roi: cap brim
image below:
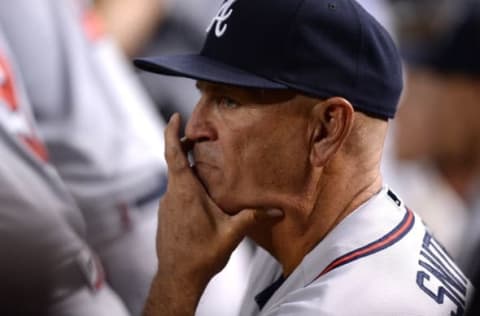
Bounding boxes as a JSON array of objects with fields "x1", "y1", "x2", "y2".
[{"x1": 134, "y1": 54, "x2": 288, "y2": 89}]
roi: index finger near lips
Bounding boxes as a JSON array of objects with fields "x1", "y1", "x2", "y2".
[{"x1": 164, "y1": 113, "x2": 191, "y2": 175}]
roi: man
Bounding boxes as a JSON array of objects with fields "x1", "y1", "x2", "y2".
[
  {"x1": 0, "y1": 1, "x2": 167, "y2": 314},
  {"x1": 135, "y1": 0, "x2": 474, "y2": 315},
  {"x1": 0, "y1": 25, "x2": 129, "y2": 316}
]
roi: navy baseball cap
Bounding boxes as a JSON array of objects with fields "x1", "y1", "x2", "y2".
[{"x1": 135, "y1": 0, "x2": 403, "y2": 119}]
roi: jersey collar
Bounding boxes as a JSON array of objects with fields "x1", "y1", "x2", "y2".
[{"x1": 260, "y1": 186, "x2": 413, "y2": 311}]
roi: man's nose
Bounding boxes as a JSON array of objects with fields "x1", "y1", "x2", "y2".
[{"x1": 184, "y1": 98, "x2": 217, "y2": 142}]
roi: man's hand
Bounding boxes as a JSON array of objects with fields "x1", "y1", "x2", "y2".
[{"x1": 143, "y1": 113, "x2": 283, "y2": 316}]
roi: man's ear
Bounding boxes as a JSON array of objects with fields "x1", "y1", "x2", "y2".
[{"x1": 310, "y1": 97, "x2": 354, "y2": 167}]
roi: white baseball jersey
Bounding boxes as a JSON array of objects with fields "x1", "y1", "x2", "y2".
[
  {"x1": 239, "y1": 187, "x2": 474, "y2": 316},
  {"x1": 0, "y1": 27, "x2": 129, "y2": 316},
  {"x1": 0, "y1": 1, "x2": 167, "y2": 314}
]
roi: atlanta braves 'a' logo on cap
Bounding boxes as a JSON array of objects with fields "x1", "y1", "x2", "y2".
[{"x1": 206, "y1": 0, "x2": 237, "y2": 38}]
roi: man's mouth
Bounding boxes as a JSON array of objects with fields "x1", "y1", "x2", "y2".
[{"x1": 180, "y1": 137, "x2": 195, "y2": 167}]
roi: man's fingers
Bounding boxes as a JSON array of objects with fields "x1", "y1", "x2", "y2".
[{"x1": 164, "y1": 113, "x2": 190, "y2": 173}]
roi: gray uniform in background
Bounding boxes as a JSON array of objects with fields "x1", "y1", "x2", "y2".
[
  {"x1": 0, "y1": 1, "x2": 167, "y2": 315},
  {"x1": 0, "y1": 28, "x2": 129, "y2": 316}
]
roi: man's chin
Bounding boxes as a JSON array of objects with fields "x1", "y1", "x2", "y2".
[
  {"x1": 192, "y1": 172, "x2": 235, "y2": 213},
  {"x1": 192, "y1": 170, "x2": 252, "y2": 215},
  {"x1": 206, "y1": 190, "x2": 245, "y2": 215},
  {"x1": 210, "y1": 194, "x2": 240, "y2": 215},
  {"x1": 222, "y1": 207, "x2": 243, "y2": 215}
]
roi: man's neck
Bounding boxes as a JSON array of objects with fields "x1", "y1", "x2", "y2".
[{"x1": 250, "y1": 169, "x2": 383, "y2": 277}]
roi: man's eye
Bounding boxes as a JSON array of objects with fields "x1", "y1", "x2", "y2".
[{"x1": 217, "y1": 97, "x2": 238, "y2": 109}]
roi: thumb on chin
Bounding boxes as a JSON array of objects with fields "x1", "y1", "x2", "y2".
[{"x1": 231, "y1": 208, "x2": 284, "y2": 232}]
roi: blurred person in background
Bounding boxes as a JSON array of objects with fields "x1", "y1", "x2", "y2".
[
  {"x1": 380, "y1": 0, "x2": 475, "y2": 263},
  {"x1": 0, "y1": 24, "x2": 129, "y2": 316},
  {"x1": 389, "y1": 0, "x2": 480, "y2": 276},
  {"x1": 93, "y1": 0, "x2": 170, "y2": 58},
  {"x1": 0, "y1": 0, "x2": 168, "y2": 314},
  {"x1": 134, "y1": 0, "x2": 222, "y2": 125}
]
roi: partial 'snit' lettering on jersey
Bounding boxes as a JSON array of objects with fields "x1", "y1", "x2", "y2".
[{"x1": 416, "y1": 232, "x2": 469, "y2": 315}]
